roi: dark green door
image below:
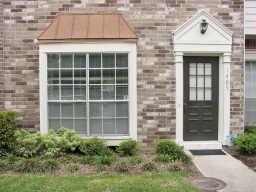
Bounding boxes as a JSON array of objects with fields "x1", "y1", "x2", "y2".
[{"x1": 183, "y1": 56, "x2": 219, "y2": 141}]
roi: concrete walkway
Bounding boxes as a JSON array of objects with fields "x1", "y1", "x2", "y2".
[{"x1": 192, "y1": 152, "x2": 256, "y2": 192}]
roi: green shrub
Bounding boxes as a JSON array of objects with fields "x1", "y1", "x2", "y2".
[
  {"x1": 127, "y1": 156, "x2": 143, "y2": 166},
  {"x1": 245, "y1": 126, "x2": 256, "y2": 135},
  {"x1": 17, "y1": 158, "x2": 60, "y2": 173},
  {"x1": 114, "y1": 160, "x2": 130, "y2": 173},
  {"x1": 0, "y1": 159, "x2": 10, "y2": 172},
  {"x1": 117, "y1": 140, "x2": 137, "y2": 156},
  {"x1": 0, "y1": 111, "x2": 17, "y2": 153},
  {"x1": 141, "y1": 161, "x2": 157, "y2": 171},
  {"x1": 156, "y1": 140, "x2": 191, "y2": 163},
  {"x1": 40, "y1": 131, "x2": 60, "y2": 157},
  {"x1": 93, "y1": 155, "x2": 114, "y2": 166},
  {"x1": 79, "y1": 138, "x2": 110, "y2": 156},
  {"x1": 166, "y1": 162, "x2": 184, "y2": 172},
  {"x1": 58, "y1": 128, "x2": 81, "y2": 153},
  {"x1": 14, "y1": 130, "x2": 42, "y2": 158},
  {"x1": 234, "y1": 133, "x2": 256, "y2": 154}
]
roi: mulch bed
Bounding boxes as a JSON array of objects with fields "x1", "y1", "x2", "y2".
[{"x1": 224, "y1": 146, "x2": 256, "y2": 172}]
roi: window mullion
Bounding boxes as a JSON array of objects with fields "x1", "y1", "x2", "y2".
[
  {"x1": 114, "y1": 53, "x2": 117, "y2": 135},
  {"x1": 101, "y1": 53, "x2": 104, "y2": 136},
  {"x1": 86, "y1": 53, "x2": 90, "y2": 136}
]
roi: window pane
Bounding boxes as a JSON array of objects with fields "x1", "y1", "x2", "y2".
[
  {"x1": 205, "y1": 76, "x2": 211, "y2": 88},
  {"x1": 48, "y1": 54, "x2": 59, "y2": 68},
  {"x1": 116, "y1": 53, "x2": 128, "y2": 67},
  {"x1": 116, "y1": 70, "x2": 128, "y2": 84},
  {"x1": 48, "y1": 85, "x2": 59, "y2": 100},
  {"x1": 74, "y1": 103, "x2": 86, "y2": 118},
  {"x1": 116, "y1": 119, "x2": 129, "y2": 135},
  {"x1": 74, "y1": 54, "x2": 86, "y2": 68},
  {"x1": 74, "y1": 70, "x2": 86, "y2": 84},
  {"x1": 116, "y1": 102, "x2": 128, "y2": 117},
  {"x1": 103, "y1": 85, "x2": 115, "y2": 100},
  {"x1": 189, "y1": 76, "x2": 196, "y2": 88},
  {"x1": 61, "y1": 70, "x2": 73, "y2": 84},
  {"x1": 197, "y1": 88, "x2": 204, "y2": 100},
  {"x1": 103, "y1": 119, "x2": 115, "y2": 135},
  {"x1": 89, "y1": 85, "x2": 101, "y2": 100},
  {"x1": 89, "y1": 103, "x2": 102, "y2": 117},
  {"x1": 48, "y1": 103, "x2": 60, "y2": 118},
  {"x1": 103, "y1": 53, "x2": 115, "y2": 68},
  {"x1": 74, "y1": 85, "x2": 86, "y2": 100},
  {"x1": 197, "y1": 76, "x2": 204, "y2": 88},
  {"x1": 90, "y1": 119, "x2": 102, "y2": 135},
  {"x1": 48, "y1": 70, "x2": 59, "y2": 84},
  {"x1": 61, "y1": 103, "x2": 73, "y2": 118},
  {"x1": 61, "y1": 85, "x2": 73, "y2": 100},
  {"x1": 189, "y1": 63, "x2": 196, "y2": 75},
  {"x1": 116, "y1": 85, "x2": 128, "y2": 100},
  {"x1": 61, "y1": 54, "x2": 72, "y2": 68},
  {"x1": 74, "y1": 119, "x2": 87, "y2": 135},
  {"x1": 103, "y1": 70, "x2": 115, "y2": 84},
  {"x1": 205, "y1": 88, "x2": 211, "y2": 101},
  {"x1": 205, "y1": 64, "x2": 212, "y2": 75},
  {"x1": 189, "y1": 88, "x2": 196, "y2": 101},
  {"x1": 89, "y1": 70, "x2": 101, "y2": 84},
  {"x1": 49, "y1": 119, "x2": 60, "y2": 130},
  {"x1": 197, "y1": 63, "x2": 204, "y2": 75},
  {"x1": 89, "y1": 53, "x2": 101, "y2": 68},
  {"x1": 61, "y1": 119, "x2": 73, "y2": 129},
  {"x1": 103, "y1": 102, "x2": 115, "y2": 117}
]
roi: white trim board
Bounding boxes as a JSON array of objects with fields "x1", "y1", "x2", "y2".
[
  {"x1": 173, "y1": 10, "x2": 232, "y2": 149},
  {"x1": 39, "y1": 43, "x2": 137, "y2": 142}
]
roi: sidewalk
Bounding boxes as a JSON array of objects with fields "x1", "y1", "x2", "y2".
[{"x1": 192, "y1": 152, "x2": 256, "y2": 192}]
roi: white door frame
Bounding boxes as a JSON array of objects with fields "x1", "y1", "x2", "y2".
[{"x1": 173, "y1": 10, "x2": 232, "y2": 149}]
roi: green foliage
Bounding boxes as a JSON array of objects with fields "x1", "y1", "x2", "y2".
[
  {"x1": 156, "y1": 140, "x2": 191, "y2": 163},
  {"x1": 141, "y1": 161, "x2": 157, "y2": 171},
  {"x1": 79, "y1": 138, "x2": 111, "y2": 156},
  {"x1": 166, "y1": 162, "x2": 184, "y2": 172},
  {"x1": 114, "y1": 160, "x2": 130, "y2": 173},
  {"x1": 40, "y1": 130, "x2": 61, "y2": 157},
  {"x1": 67, "y1": 163, "x2": 80, "y2": 173},
  {"x1": 0, "y1": 111, "x2": 17, "y2": 153},
  {"x1": 0, "y1": 159, "x2": 9, "y2": 172},
  {"x1": 16, "y1": 158, "x2": 60, "y2": 173},
  {"x1": 57, "y1": 128, "x2": 81, "y2": 153},
  {"x1": 93, "y1": 155, "x2": 114, "y2": 166},
  {"x1": 245, "y1": 126, "x2": 256, "y2": 134},
  {"x1": 117, "y1": 140, "x2": 138, "y2": 156},
  {"x1": 234, "y1": 133, "x2": 256, "y2": 154},
  {"x1": 127, "y1": 156, "x2": 143, "y2": 166}
]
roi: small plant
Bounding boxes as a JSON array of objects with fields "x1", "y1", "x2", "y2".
[
  {"x1": 156, "y1": 140, "x2": 191, "y2": 163},
  {"x1": 40, "y1": 131, "x2": 61, "y2": 157},
  {"x1": 0, "y1": 159, "x2": 9, "y2": 172},
  {"x1": 117, "y1": 140, "x2": 138, "y2": 156},
  {"x1": 114, "y1": 160, "x2": 130, "y2": 173},
  {"x1": 58, "y1": 128, "x2": 81, "y2": 153},
  {"x1": 79, "y1": 138, "x2": 110, "y2": 156},
  {"x1": 166, "y1": 162, "x2": 184, "y2": 172},
  {"x1": 0, "y1": 111, "x2": 17, "y2": 153},
  {"x1": 93, "y1": 155, "x2": 114, "y2": 166},
  {"x1": 127, "y1": 156, "x2": 143, "y2": 166},
  {"x1": 234, "y1": 133, "x2": 256, "y2": 154},
  {"x1": 141, "y1": 161, "x2": 157, "y2": 171},
  {"x1": 245, "y1": 126, "x2": 256, "y2": 135}
]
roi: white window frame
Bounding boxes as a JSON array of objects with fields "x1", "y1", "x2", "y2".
[{"x1": 39, "y1": 43, "x2": 137, "y2": 141}]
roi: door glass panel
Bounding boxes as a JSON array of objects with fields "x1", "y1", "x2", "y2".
[
  {"x1": 205, "y1": 88, "x2": 212, "y2": 101},
  {"x1": 189, "y1": 63, "x2": 196, "y2": 75},
  {"x1": 197, "y1": 88, "x2": 204, "y2": 100},
  {"x1": 205, "y1": 64, "x2": 212, "y2": 75},
  {"x1": 197, "y1": 76, "x2": 204, "y2": 87},
  {"x1": 197, "y1": 63, "x2": 204, "y2": 75},
  {"x1": 189, "y1": 88, "x2": 196, "y2": 101}
]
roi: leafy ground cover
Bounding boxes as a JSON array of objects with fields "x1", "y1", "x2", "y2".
[{"x1": 0, "y1": 172, "x2": 200, "y2": 192}]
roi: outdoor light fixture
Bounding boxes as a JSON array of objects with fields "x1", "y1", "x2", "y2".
[{"x1": 200, "y1": 19, "x2": 208, "y2": 34}]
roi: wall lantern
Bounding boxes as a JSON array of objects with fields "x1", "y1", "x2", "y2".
[{"x1": 200, "y1": 19, "x2": 208, "y2": 34}]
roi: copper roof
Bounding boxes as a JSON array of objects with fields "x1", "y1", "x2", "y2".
[{"x1": 38, "y1": 13, "x2": 137, "y2": 43}]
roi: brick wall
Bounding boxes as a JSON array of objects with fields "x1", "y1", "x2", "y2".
[{"x1": 1, "y1": 0, "x2": 244, "y2": 151}]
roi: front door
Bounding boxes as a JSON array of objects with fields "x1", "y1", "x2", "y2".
[{"x1": 183, "y1": 56, "x2": 219, "y2": 141}]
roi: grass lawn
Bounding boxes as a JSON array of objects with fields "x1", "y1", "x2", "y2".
[{"x1": 0, "y1": 172, "x2": 200, "y2": 192}]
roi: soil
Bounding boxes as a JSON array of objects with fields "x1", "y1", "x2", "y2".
[{"x1": 224, "y1": 146, "x2": 256, "y2": 172}]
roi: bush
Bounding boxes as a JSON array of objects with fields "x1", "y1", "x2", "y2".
[
  {"x1": 127, "y1": 156, "x2": 143, "y2": 166},
  {"x1": 166, "y1": 162, "x2": 184, "y2": 172},
  {"x1": 156, "y1": 140, "x2": 191, "y2": 163},
  {"x1": 58, "y1": 128, "x2": 81, "y2": 153},
  {"x1": 114, "y1": 160, "x2": 130, "y2": 173},
  {"x1": 17, "y1": 158, "x2": 60, "y2": 173},
  {"x1": 234, "y1": 133, "x2": 256, "y2": 154},
  {"x1": 245, "y1": 126, "x2": 256, "y2": 135},
  {"x1": 93, "y1": 155, "x2": 114, "y2": 166},
  {"x1": 117, "y1": 140, "x2": 138, "y2": 156},
  {"x1": 40, "y1": 131, "x2": 61, "y2": 157},
  {"x1": 79, "y1": 138, "x2": 111, "y2": 156},
  {"x1": 67, "y1": 163, "x2": 80, "y2": 173},
  {"x1": 141, "y1": 161, "x2": 157, "y2": 171},
  {"x1": 0, "y1": 159, "x2": 10, "y2": 172},
  {"x1": 0, "y1": 111, "x2": 17, "y2": 153}
]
